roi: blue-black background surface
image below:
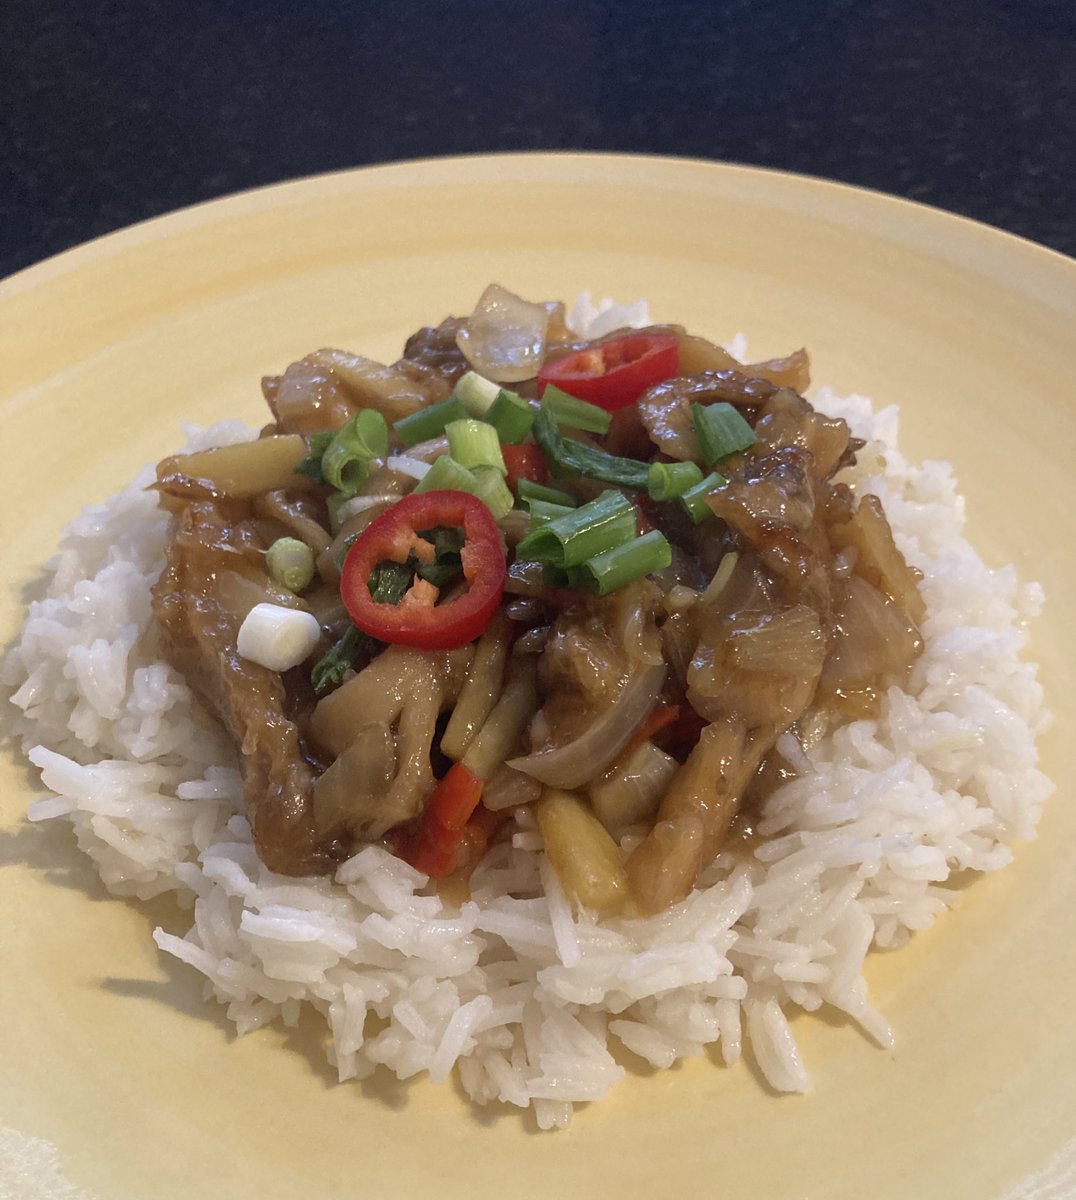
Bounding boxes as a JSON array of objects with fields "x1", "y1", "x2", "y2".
[{"x1": 2, "y1": 0, "x2": 1073, "y2": 278}]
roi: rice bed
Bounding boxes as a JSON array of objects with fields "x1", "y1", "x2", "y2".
[{"x1": 3, "y1": 377, "x2": 1052, "y2": 1130}]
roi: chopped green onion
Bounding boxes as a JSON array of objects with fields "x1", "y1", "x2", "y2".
[
  {"x1": 516, "y1": 489, "x2": 636, "y2": 568},
  {"x1": 266, "y1": 537, "x2": 315, "y2": 592},
  {"x1": 541, "y1": 563, "x2": 573, "y2": 589},
  {"x1": 471, "y1": 466, "x2": 515, "y2": 520},
  {"x1": 453, "y1": 371, "x2": 502, "y2": 417},
  {"x1": 312, "y1": 625, "x2": 371, "y2": 693},
  {"x1": 532, "y1": 410, "x2": 649, "y2": 491},
  {"x1": 526, "y1": 499, "x2": 578, "y2": 528},
  {"x1": 679, "y1": 470, "x2": 727, "y2": 523},
  {"x1": 412, "y1": 456, "x2": 510, "y2": 519},
  {"x1": 483, "y1": 389, "x2": 536, "y2": 444},
  {"x1": 415, "y1": 560, "x2": 461, "y2": 588},
  {"x1": 446, "y1": 418, "x2": 507, "y2": 475},
  {"x1": 326, "y1": 492, "x2": 350, "y2": 533},
  {"x1": 321, "y1": 409, "x2": 389, "y2": 496},
  {"x1": 367, "y1": 560, "x2": 414, "y2": 604},
  {"x1": 574, "y1": 530, "x2": 673, "y2": 596},
  {"x1": 691, "y1": 402, "x2": 756, "y2": 467},
  {"x1": 415, "y1": 547, "x2": 463, "y2": 588},
  {"x1": 647, "y1": 460, "x2": 705, "y2": 501},
  {"x1": 414, "y1": 454, "x2": 478, "y2": 494},
  {"x1": 312, "y1": 558, "x2": 423, "y2": 691},
  {"x1": 540, "y1": 385, "x2": 612, "y2": 435},
  {"x1": 517, "y1": 478, "x2": 576, "y2": 508},
  {"x1": 293, "y1": 430, "x2": 335, "y2": 484},
  {"x1": 421, "y1": 525, "x2": 466, "y2": 560},
  {"x1": 336, "y1": 531, "x2": 359, "y2": 570},
  {"x1": 413, "y1": 528, "x2": 463, "y2": 587},
  {"x1": 393, "y1": 396, "x2": 469, "y2": 448}
]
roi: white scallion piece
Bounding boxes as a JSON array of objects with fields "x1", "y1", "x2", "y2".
[
  {"x1": 236, "y1": 603, "x2": 321, "y2": 672},
  {"x1": 386, "y1": 454, "x2": 431, "y2": 480}
]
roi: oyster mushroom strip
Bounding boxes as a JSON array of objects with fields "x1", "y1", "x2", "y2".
[
  {"x1": 626, "y1": 718, "x2": 770, "y2": 915},
  {"x1": 262, "y1": 349, "x2": 452, "y2": 436},
  {"x1": 308, "y1": 643, "x2": 473, "y2": 840}
]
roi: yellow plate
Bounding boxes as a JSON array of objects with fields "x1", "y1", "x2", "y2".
[{"x1": 2, "y1": 154, "x2": 1073, "y2": 1200}]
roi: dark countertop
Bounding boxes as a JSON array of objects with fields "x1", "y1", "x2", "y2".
[{"x1": 2, "y1": 0, "x2": 1073, "y2": 279}]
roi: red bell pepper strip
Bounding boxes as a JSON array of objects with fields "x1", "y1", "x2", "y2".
[
  {"x1": 405, "y1": 763, "x2": 484, "y2": 878},
  {"x1": 501, "y1": 442, "x2": 548, "y2": 490},
  {"x1": 536, "y1": 332, "x2": 679, "y2": 412},
  {"x1": 448, "y1": 805, "x2": 514, "y2": 880},
  {"x1": 339, "y1": 490, "x2": 506, "y2": 650}
]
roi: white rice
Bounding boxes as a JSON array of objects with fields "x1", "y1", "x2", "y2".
[{"x1": 2, "y1": 304, "x2": 1053, "y2": 1129}]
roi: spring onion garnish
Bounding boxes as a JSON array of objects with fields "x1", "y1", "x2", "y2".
[
  {"x1": 321, "y1": 409, "x2": 390, "y2": 495},
  {"x1": 312, "y1": 625, "x2": 370, "y2": 692},
  {"x1": 445, "y1": 418, "x2": 507, "y2": 475},
  {"x1": 483, "y1": 388, "x2": 536, "y2": 444},
  {"x1": 414, "y1": 526, "x2": 465, "y2": 587},
  {"x1": 265, "y1": 537, "x2": 315, "y2": 592},
  {"x1": 414, "y1": 453, "x2": 478, "y2": 494},
  {"x1": 393, "y1": 395, "x2": 469, "y2": 448},
  {"x1": 453, "y1": 371, "x2": 502, "y2": 417},
  {"x1": 526, "y1": 499, "x2": 578, "y2": 528},
  {"x1": 470, "y1": 466, "x2": 515, "y2": 520},
  {"x1": 516, "y1": 489, "x2": 636, "y2": 568},
  {"x1": 367, "y1": 560, "x2": 415, "y2": 604},
  {"x1": 679, "y1": 470, "x2": 727, "y2": 523},
  {"x1": 532, "y1": 410, "x2": 649, "y2": 491},
  {"x1": 572, "y1": 530, "x2": 672, "y2": 596},
  {"x1": 310, "y1": 561, "x2": 416, "y2": 691},
  {"x1": 412, "y1": 454, "x2": 510, "y2": 519},
  {"x1": 293, "y1": 430, "x2": 335, "y2": 484},
  {"x1": 326, "y1": 491, "x2": 350, "y2": 533},
  {"x1": 540, "y1": 385, "x2": 612, "y2": 435},
  {"x1": 691, "y1": 402, "x2": 756, "y2": 467},
  {"x1": 647, "y1": 460, "x2": 705, "y2": 501},
  {"x1": 386, "y1": 454, "x2": 431, "y2": 481},
  {"x1": 236, "y1": 604, "x2": 322, "y2": 672},
  {"x1": 516, "y1": 478, "x2": 577, "y2": 508}
]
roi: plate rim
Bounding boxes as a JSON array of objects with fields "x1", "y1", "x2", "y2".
[{"x1": 3, "y1": 151, "x2": 1074, "y2": 298}]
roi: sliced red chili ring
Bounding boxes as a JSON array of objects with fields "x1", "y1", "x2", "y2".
[
  {"x1": 537, "y1": 332, "x2": 679, "y2": 412},
  {"x1": 339, "y1": 490, "x2": 506, "y2": 650}
]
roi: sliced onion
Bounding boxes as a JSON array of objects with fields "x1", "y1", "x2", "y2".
[
  {"x1": 821, "y1": 576, "x2": 923, "y2": 692},
  {"x1": 700, "y1": 551, "x2": 739, "y2": 606},
  {"x1": 482, "y1": 762, "x2": 542, "y2": 812},
  {"x1": 727, "y1": 605, "x2": 825, "y2": 674},
  {"x1": 508, "y1": 663, "x2": 666, "y2": 788},
  {"x1": 455, "y1": 283, "x2": 552, "y2": 383},
  {"x1": 331, "y1": 492, "x2": 400, "y2": 525}
]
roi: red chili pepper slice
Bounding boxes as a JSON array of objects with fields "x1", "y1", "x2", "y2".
[
  {"x1": 537, "y1": 332, "x2": 679, "y2": 413},
  {"x1": 501, "y1": 442, "x2": 548, "y2": 490},
  {"x1": 340, "y1": 490, "x2": 506, "y2": 650}
]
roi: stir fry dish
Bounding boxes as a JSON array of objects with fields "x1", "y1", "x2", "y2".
[{"x1": 151, "y1": 285, "x2": 925, "y2": 915}]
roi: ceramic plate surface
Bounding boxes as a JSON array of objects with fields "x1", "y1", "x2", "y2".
[{"x1": 1, "y1": 154, "x2": 1073, "y2": 1200}]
